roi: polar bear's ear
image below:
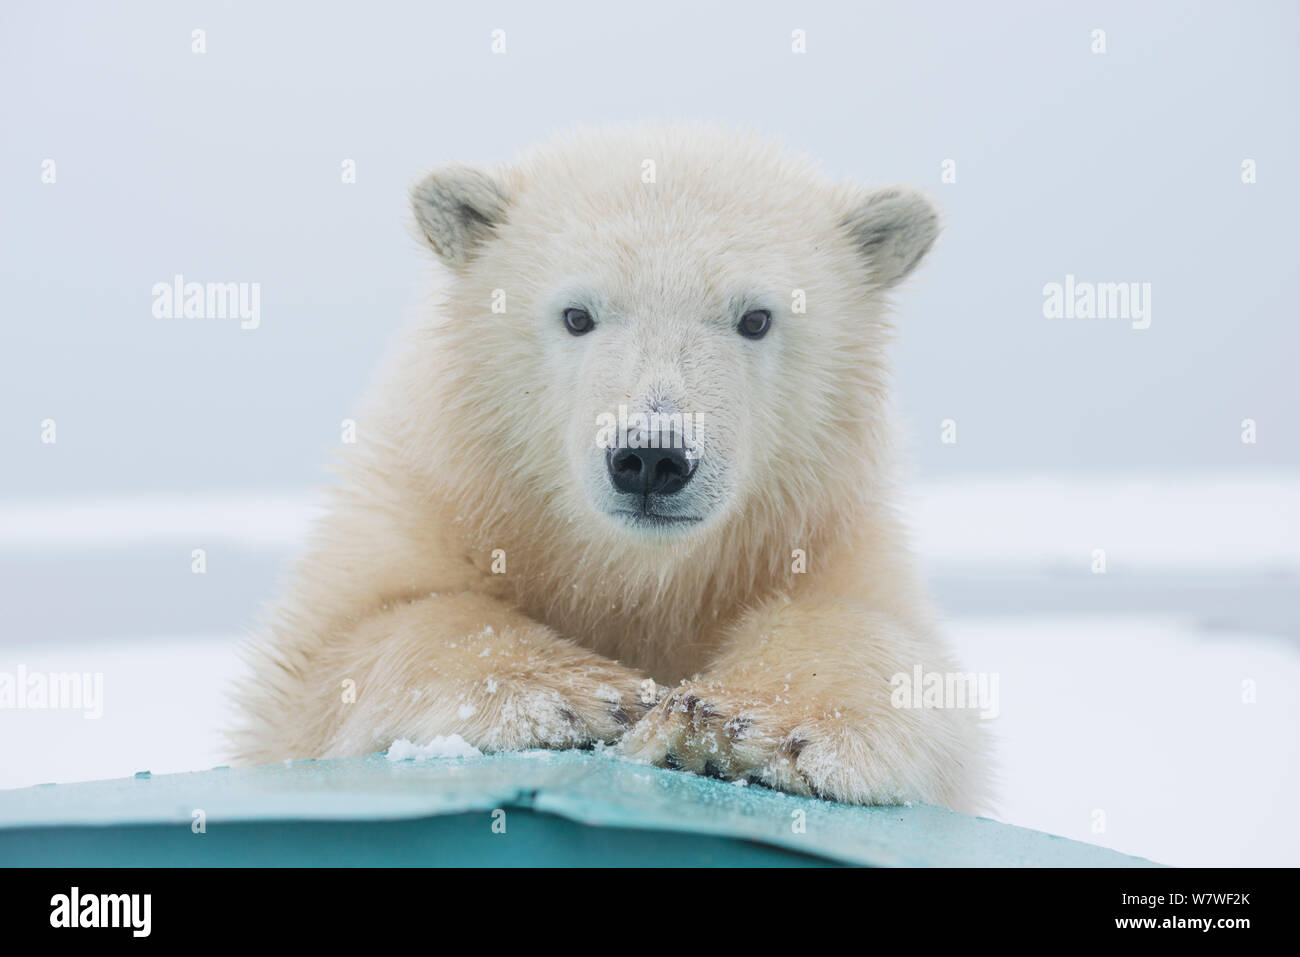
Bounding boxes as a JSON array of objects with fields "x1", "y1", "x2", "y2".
[
  {"x1": 842, "y1": 187, "x2": 940, "y2": 289},
  {"x1": 410, "y1": 164, "x2": 509, "y2": 269}
]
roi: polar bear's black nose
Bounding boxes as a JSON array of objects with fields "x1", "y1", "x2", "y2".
[{"x1": 606, "y1": 434, "x2": 696, "y2": 496}]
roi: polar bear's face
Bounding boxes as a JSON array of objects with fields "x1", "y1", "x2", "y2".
[
  {"x1": 412, "y1": 129, "x2": 937, "y2": 546},
  {"x1": 534, "y1": 243, "x2": 786, "y2": 539}
]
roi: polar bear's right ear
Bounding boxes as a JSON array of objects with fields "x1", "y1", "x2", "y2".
[
  {"x1": 410, "y1": 164, "x2": 510, "y2": 269},
  {"x1": 842, "y1": 187, "x2": 941, "y2": 289}
]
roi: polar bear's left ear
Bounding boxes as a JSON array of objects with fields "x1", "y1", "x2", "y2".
[
  {"x1": 842, "y1": 187, "x2": 941, "y2": 289},
  {"x1": 411, "y1": 164, "x2": 510, "y2": 269}
]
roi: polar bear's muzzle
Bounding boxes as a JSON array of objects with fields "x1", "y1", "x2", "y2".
[
  {"x1": 605, "y1": 434, "x2": 697, "y2": 497},
  {"x1": 602, "y1": 424, "x2": 705, "y2": 529}
]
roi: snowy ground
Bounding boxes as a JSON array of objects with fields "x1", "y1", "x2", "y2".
[{"x1": 2, "y1": 473, "x2": 1297, "y2": 866}]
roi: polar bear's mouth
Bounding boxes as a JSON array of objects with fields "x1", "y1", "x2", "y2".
[{"x1": 609, "y1": 509, "x2": 704, "y2": 530}]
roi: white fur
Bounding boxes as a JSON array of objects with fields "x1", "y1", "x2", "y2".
[{"x1": 231, "y1": 124, "x2": 988, "y2": 812}]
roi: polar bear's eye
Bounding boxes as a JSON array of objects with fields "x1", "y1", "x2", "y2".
[
  {"x1": 738, "y1": 309, "x2": 771, "y2": 340},
  {"x1": 563, "y1": 307, "x2": 594, "y2": 336}
]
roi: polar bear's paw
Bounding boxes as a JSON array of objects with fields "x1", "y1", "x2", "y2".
[
  {"x1": 618, "y1": 681, "x2": 876, "y2": 802},
  {"x1": 475, "y1": 661, "x2": 656, "y2": 752}
]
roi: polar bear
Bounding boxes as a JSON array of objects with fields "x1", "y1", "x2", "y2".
[{"x1": 232, "y1": 125, "x2": 988, "y2": 812}]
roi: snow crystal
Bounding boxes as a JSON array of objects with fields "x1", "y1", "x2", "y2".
[{"x1": 385, "y1": 735, "x2": 482, "y2": 761}]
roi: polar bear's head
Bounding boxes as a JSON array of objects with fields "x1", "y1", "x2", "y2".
[{"x1": 409, "y1": 127, "x2": 937, "y2": 552}]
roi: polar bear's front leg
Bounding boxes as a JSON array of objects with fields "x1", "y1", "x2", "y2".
[
  {"x1": 619, "y1": 601, "x2": 986, "y2": 812},
  {"x1": 315, "y1": 592, "x2": 655, "y2": 759}
]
